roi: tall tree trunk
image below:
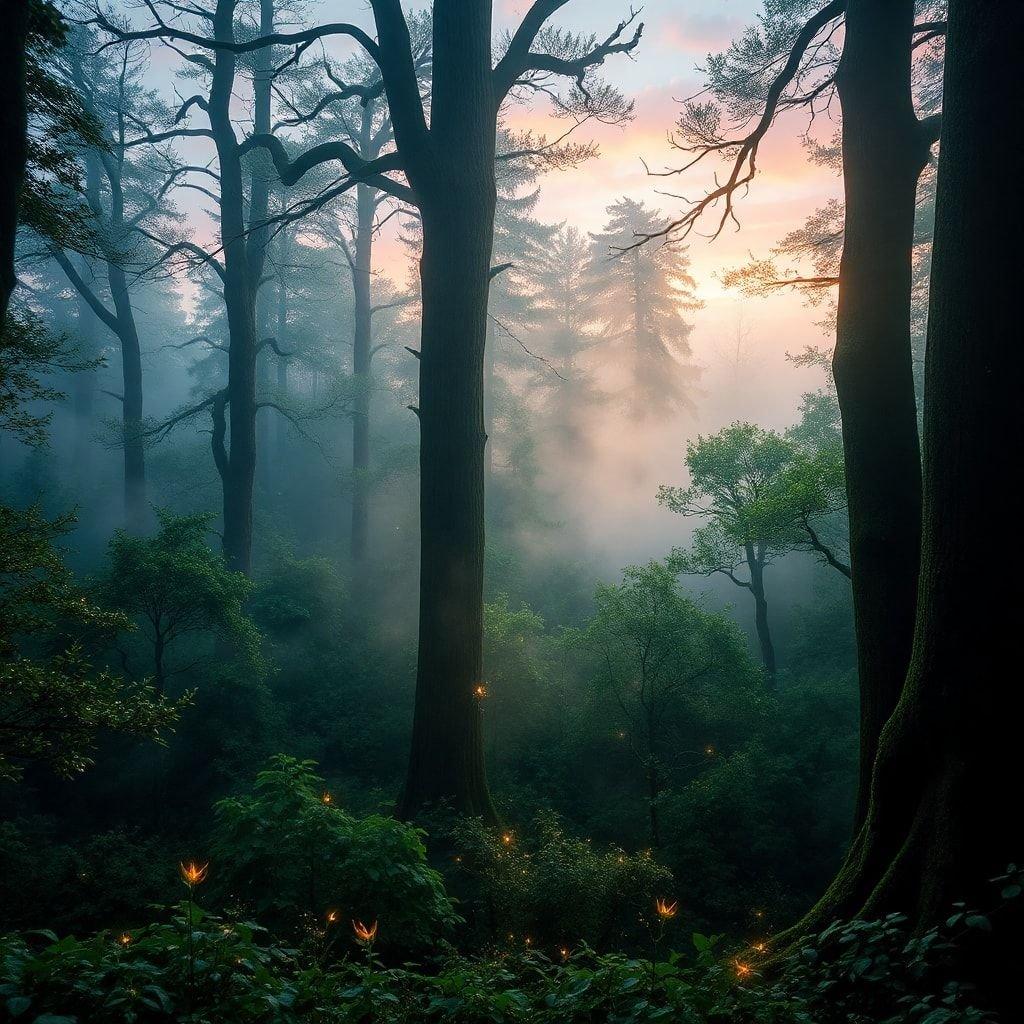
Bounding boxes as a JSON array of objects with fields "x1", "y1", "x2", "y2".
[
  {"x1": 832, "y1": 0, "x2": 933, "y2": 826},
  {"x1": 745, "y1": 541, "x2": 776, "y2": 686},
  {"x1": 349, "y1": 178, "x2": 374, "y2": 565},
  {"x1": 483, "y1": 311, "x2": 495, "y2": 485},
  {"x1": 793, "y1": 6, "x2": 1022, "y2": 1007},
  {"x1": 0, "y1": 0, "x2": 28, "y2": 325},
  {"x1": 69, "y1": 70, "x2": 149, "y2": 532},
  {"x1": 397, "y1": 2, "x2": 497, "y2": 821},
  {"x1": 211, "y1": 0, "x2": 273, "y2": 575},
  {"x1": 256, "y1": 282, "x2": 272, "y2": 488},
  {"x1": 274, "y1": 224, "x2": 290, "y2": 463},
  {"x1": 72, "y1": 259, "x2": 99, "y2": 483},
  {"x1": 108, "y1": 263, "x2": 147, "y2": 531}
]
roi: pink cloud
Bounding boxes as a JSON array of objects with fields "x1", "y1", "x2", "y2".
[{"x1": 656, "y1": 11, "x2": 746, "y2": 56}]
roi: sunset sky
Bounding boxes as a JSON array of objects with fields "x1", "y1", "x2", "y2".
[{"x1": 160, "y1": 0, "x2": 843, "y2": 569}]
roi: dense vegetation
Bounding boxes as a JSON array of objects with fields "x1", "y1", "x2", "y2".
[{"x1": 1, "y1": 0, "x2": 1019, "y2": 1020}]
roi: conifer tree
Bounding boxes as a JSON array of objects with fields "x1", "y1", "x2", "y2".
[{"x1": 587, "y1": 198, "x2": 700, "y2": 418}]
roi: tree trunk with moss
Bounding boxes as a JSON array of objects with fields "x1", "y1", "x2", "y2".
[
  {"x1": 396, "y1": 4, "x2": 497, "y2": 822},
  {"x1": 832, "y1": 0, "x2": 937, "y2": 827},
  {"x1": 0, "y1": 0, "x2": 28, "y2": 325},
  {"x1": 791, "y1": 3, "x2": 1022, "y2": 1008}
]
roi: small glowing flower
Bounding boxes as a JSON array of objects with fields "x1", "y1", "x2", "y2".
[
  {"x1": 322, "y1": 791, "x2": 333, "y2": 805},
  {"x1": 704, "y1": 744, "x2": 716, "y2": 756},
  {"x1": 655, "y1": 898, "x2": 678, "y2": 920},
  {"x1": 454, "y1": 855, "x2": 463, "y2": 863},
  {"x1": 524, "y1": 936, "x2": 532, "y2": 946},
  {"x1": 616, "y1": 730, "x2": 626, "y2": 740},
  {"x1": 752, "y1": 941, "x2": 767, "y2": 954},
  {"x1": 325, "y1": 910, "x2": 338, "y2": 925},
  {"x1": 734, "y1": 960, "x2": 753, "y2": 980},
  {"x1": 754, "y1": 909, "x2": 764, "y2": 920},
  {"x1": 118, "y1": 932, "x2": 132, "y2": 946},
  {"x1": 559, "y1": 947, "x2": 570, "y2": 960},
  {"x1": 179, "y1": 861, "x2": 209, "y2": 886},
  {"x1": 474, "y1": 684, "x2": 488, "y2": 698},
  {"x1": 502, "y1": 832, "x2": 514, "y2": 845},
  {"x1": 352, "y1": 919, "x2": 378, "y2": 943}
]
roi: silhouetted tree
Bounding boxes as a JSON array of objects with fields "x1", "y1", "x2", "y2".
[
  {"x1": 588, "y1": 198, "x2": 699, "y2": 418},
  {"x1": 651, "y1": 0, "x2": 943, "y2": 824},
  {"x1": 48, "y1": 33, "x2": 182, "y2": 530},
  {"x1": 790, "y1": 5, "x2": 1021, "y2": 1009},
  {"x1": 233, "y1": 0, "x2": 643, "y2": 818}
]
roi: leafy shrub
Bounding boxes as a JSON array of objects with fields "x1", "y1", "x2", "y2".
[
  {"x1": 448, "y1": 810, "x2": 672, "y2": 952},
  {"x1": 0, "y1": 822, "x2": 178, "y2": 933},
  {"x1": 775, "y1": 900, "x2": 1008, "y2": 1024},
  {"x1": 0, "y1": 910, "x2": 323, "y2": 1023},
  {"x1": 209, "y1": 755, "x2": 457, "y2": 951},
  {"x1": 2, "y1": 905, "x2": 1006, "y2": 1024},
  {"x1": 96, "y1": 511, "x2": 263, "y2": 690},
  {"x1": 0, "y1": 925, "x2": 802, "y2": 1024},
  {"x1": 250, "y1": 546, "x2": 347, "y2": 638}
]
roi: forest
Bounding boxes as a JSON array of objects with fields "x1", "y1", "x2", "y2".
[{"x1": 0, "y1": 0, "x2": 1019, "y2": 1021}]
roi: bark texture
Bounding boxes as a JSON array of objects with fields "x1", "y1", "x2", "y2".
[
  {"x1": 397, "y1": 2, "x2": 497, "y2": 821},
  {"x1": 745, "y1": 541, "x2": 776, "y2": 686},
  {"x1": 832, "y1": 0, "x2": 933, "y2": 826},
  {"x1": 349, "y1": 175, "x2": 375, "y2": 566},
  {"x1": 210, "y1": 0, "x2": 274, "y2": 574},
  {"x1": 0, "y1": 0, "x2": 29, "y2": 324},
  {"x1": 792, "y1": 4, "x2": 1023, "y2": 1007}
]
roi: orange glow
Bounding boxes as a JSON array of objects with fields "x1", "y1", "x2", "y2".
[
  {"x1": 559, "y1": 946, "x2": 570, "y2": 960},
  {"x1": 704, "y1": 744, "x2": 716, "y2": 756},
  {"x1": 474, "y1": 684, "x2": 488, "y2": 699},
  {"x1": 322, "y1": 792, "x2": 333, "y2": 805},
  {"x1": 502, "y1": 832, "x2": 514, "y2": 845},
  {"x1": 326, "y1": 910, "x2": 338, "y2": 924},
  {"x1": 179, "y1": 861, "x2": 209, "y2": 886},
  {"x1": 118, "y1": 932, "x2": 132, "y2": 946},
  {"x1": 734, "y1": 960, "x2": 753, "y2": 980},
  {"x1": 655, "y1": 898, "x2": 678, "y2": 920},
  {"x1": 352, "y1": 919, "x2": 378, "y2": 943},
  {"x1": 752, "y1": 941, "x2": 767, "y2": 954}
]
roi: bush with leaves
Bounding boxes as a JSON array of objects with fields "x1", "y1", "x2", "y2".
[
  {"x1": 0, "y1": 505, "x2": 181, "y2": 781},
  {"x1": 659, "y1": 678, "x2": 858, "y2": 936},
  {"x1": 250, "y1": 545, "x2": 348, "y2": 639},
  {"x1": 448, "y1": 810, "x2": 672, "y2": 953},
  {"x1": 3, "y1": 884, "x2": 1011, "y2": 1024},
  {"x1": 0, "y1": 910, "x2": 324, "y2": 1024},
  {"x1": 95, "y1": 511, "x2": 262, "y2": 693},
  {"x1": 0, "y1": 822, "x2": 179, "y2": 933},
  {"x1": 209, "y1": 755, "x2": 457, "y2": 952}
]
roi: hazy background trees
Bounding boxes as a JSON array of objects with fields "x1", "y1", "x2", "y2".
[{"x1": 8, "y1": 0, "x2": 1017, "y2": 1009}]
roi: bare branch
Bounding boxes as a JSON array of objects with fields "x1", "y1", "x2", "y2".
[
  {"x1": 496, "y1": 7, "x2": 644, "y2": 103},
  {"x1": 240, "y1": 134, "x2": 415, "y2": 204},
  {"x1": 630, "y1": 0, "x2": 845, "y2": 248},
  {"x1": 88, "y1": 8, "x2": 382, "y2": 64}
]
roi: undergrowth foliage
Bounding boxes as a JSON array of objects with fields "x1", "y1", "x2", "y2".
[
  {"x1": 209, "y1": 756, "x2": 457, "y2": 951},
  {"x1": 2, "y1": 864, "x2": 1015, "y2": 1022}
]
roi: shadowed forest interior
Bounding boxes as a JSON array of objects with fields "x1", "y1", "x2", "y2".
[{"x1": 0, "y1": 0, "x2": 1020, "y2": 1021}]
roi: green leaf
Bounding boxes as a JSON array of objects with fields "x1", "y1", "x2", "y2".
[{"x1": 6, "y1": 996, "x2": 32, "y2": 1017}]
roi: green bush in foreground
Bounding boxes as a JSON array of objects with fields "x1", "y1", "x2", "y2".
[
  {"x1": 209, "y1": 755, "x2": 458, "y2": 951},
  {"x1": 1, "y1": 899, "x2": 1004, "y2": 1024}
]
